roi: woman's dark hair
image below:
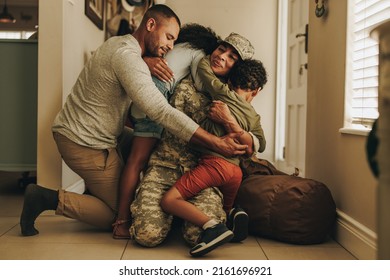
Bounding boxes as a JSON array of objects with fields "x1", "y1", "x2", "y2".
[
  {"x1": 176, "y1": 23, "x2": 221, "y2": 55},
  {"x1": 229, "y1": 59, "x2": 268, "y2": 91}
]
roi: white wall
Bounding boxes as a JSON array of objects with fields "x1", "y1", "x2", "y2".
[{"x1": 166, "y1": 0, "x2": 278, "y2": 162}]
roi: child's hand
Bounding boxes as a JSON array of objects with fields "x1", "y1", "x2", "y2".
[{"x1": 143, "y1": 57, "x2": 174, "y2": 82}]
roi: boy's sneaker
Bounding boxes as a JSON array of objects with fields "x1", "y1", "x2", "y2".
[
  {"x1": 189, "y1": 223, "x2": 233, "y2": 257},
  {"x1": 227, "y1": 207, "x2": 249, "y2": 242}
]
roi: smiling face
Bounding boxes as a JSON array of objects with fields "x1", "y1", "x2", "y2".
[
  {"x1": 209, "y1": 43, "x2": 240, "y2": 78},
  {"x1": 145, "y1": 16, "x2": 180, "y2": 57}
]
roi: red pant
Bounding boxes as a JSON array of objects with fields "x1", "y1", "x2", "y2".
[{"x1": 174, "y1": 155, "x2": 243, "y2": 213}]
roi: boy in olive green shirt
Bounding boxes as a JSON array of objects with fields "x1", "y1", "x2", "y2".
[{"x1": 161, "y1": 41, "x2": 268, "y2": 257}]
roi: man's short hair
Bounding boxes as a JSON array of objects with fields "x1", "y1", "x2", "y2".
[{"x1": 143, "y1": 4, "x2": 181, "y2": 27}]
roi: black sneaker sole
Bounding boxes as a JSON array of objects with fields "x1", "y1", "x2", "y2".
[
  {"x1": 190, "y1": 230, "x2": 234, "y2": 257},
  {"x1": 230, "y1": 212, "x2": 249, "y2": 242}
]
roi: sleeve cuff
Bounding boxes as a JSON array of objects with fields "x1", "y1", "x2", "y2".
[{"x1": 249, "y1": 131, "x2": 260, "y2": 156}]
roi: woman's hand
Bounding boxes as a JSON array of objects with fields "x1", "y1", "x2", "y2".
[
  {"x1": 208, "y1": 100, "x2": 235, "y2": 124},
  {"x1": 143, "y1": 57, "x2": 174, "y2": 82}
]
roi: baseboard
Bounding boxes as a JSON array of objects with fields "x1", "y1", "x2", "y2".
[
  {"x1": 333, "y1": 209, "x2": 377, "y2": 259},
  {"x1": 63, "y1": 179, "x2": 85, "y2": 194}
]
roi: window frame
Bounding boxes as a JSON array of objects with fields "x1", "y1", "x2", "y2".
[{"x1": 341, "y1": 0, "x2": 388, "y2": 136}]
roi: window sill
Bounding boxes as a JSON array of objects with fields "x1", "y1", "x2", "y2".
[{"x1": 339, "y1": 126, "x2": 370, "y2": 136}]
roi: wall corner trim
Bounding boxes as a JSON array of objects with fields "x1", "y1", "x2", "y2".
[{"x1": 334, "y1": 209, "x2": 377, "y2": 260}]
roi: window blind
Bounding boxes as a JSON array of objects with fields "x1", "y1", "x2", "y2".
[{"x1": 351, "y1": 0, "x2": 390, "y2": 126}]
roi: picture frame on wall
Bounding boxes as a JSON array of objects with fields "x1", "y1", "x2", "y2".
[
  {"x1": 105, "y1": 0, "x2": 152, "y2": 40},
  {"x1": 85, "y1": 0, "x2": 105, "y2": 30}
]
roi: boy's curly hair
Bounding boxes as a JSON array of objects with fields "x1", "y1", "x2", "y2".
[
  {"x1": 229, "y1": 59, "x2": 268, "y2": 91},
  {"x1": 176, "y1": 23, "x2": 221, "y2": 55}
]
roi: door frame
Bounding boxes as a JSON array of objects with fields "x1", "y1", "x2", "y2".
[
  {"x1": 275, "y1": 0, "x2": 288, "y2": 169},
  {"x1": 275, "y1": 0, "x2": 308, "y2": 176}
]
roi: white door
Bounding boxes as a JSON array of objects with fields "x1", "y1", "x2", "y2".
[{"x1": 278, "y1": 0, "x2": 309, "y2": 177}]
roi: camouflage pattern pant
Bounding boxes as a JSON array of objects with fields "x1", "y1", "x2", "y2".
[
  {"x1": 130, "y1": 76, "x2": 226, "y2": 247},
  {"x1": 130, "y1": 164, "x2": 226, "y2": 247}
]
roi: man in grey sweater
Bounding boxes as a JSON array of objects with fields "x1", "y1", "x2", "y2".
[{"x1": 20, "y1": 4, "x2": 247, "y2": 236}]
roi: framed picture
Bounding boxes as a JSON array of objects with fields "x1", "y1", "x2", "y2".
[
  {"x1": 105, "y1": 0, "x2": 151, "y2": 40},
  {"x1": 85, "y1": 0, "x2": 105, "y2": 30}
]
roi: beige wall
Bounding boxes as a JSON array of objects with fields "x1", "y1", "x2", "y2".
[
  {"x1": 37, "y1": 1, "x2": 63, "y2": 189},
  {"x1": 37, "y1": 0, "x2": 105, "y2": 189},
  {"x1": 61, "y1": 0, "x2": 106, "y2": 188},
  {"x1": 306, "y1": 0, "x2": 377, "y2": 257}
]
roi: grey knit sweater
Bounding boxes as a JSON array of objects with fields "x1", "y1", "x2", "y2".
[{"x1": 52, "y1": 35, "x2": 198, "y2": 149}]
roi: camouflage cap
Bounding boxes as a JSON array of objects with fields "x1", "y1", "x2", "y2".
[{"x1": 219, "y1": 32, "x2": 255, "y2": 60}]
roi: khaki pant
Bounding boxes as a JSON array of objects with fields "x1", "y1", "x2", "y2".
[{"x1": 53, "y1": 130, "x2": 133, "y2": 229}]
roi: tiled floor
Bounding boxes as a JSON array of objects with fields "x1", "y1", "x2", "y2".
[{"x1": 0, "y1": 171, "x2": 357, "y2": 260}]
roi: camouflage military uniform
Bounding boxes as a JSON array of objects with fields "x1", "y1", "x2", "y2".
[{"x1": 130, "y1": 76, "x2": 226, "y2": 247}]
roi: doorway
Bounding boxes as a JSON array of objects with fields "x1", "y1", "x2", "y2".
[{"x1": 275, "y1": 0, "x2": 309, "y2": 177}]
